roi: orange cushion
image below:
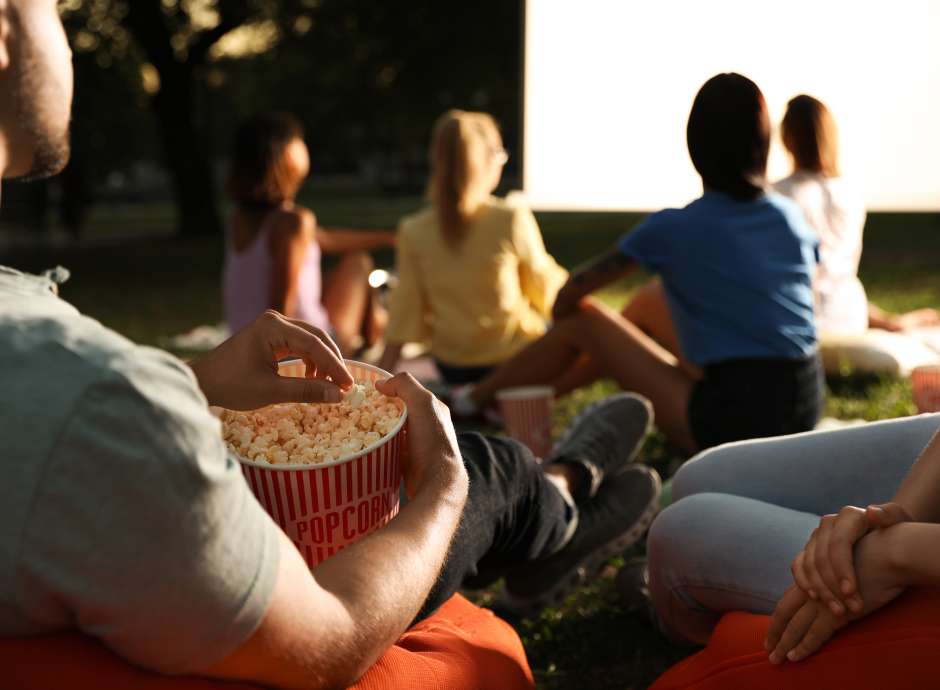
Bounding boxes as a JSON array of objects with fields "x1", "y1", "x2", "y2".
[
  {"x1": 0, "y1": 594, "x2": 534, "y2": 690},
  {"x1": 651, "y1": 588, "x2": 940, "y2": 690}
]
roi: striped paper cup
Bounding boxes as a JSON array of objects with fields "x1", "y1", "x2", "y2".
[
  {"x1": 496, "y1": 385, "x2": 555, "y2": 459},
  {"x1": 912, "y1": 364, "x2": 940, "y2": 413},
  {"x1": 236, "y1": 359, "x2": 406, "y2": 569}
]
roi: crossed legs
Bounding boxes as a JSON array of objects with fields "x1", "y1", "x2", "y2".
[{"x1": 471, "y1": 299, "x2": 698, "y2": 452}]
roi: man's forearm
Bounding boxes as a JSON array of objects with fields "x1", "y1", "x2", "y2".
[
  {"x1": 892, "y1": 428, "x2": 940, "y2": 522},
  {"x1": 312, "y1": 466, "x2": 468, "y2": 681}
]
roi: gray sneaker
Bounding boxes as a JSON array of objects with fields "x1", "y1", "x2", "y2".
[
  {"x1": 502, "y1": 465, "x2": 661, "y2": 613},
  {"x1": 546, "y1": 393, "x2": 654, "y2": 502}
]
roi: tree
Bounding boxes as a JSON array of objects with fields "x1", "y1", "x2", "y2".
[{"x1": 61, "y1": 0, "x2": 272, "y2": 237}]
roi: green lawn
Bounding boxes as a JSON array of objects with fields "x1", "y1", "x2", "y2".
[{"x1": 4, "y1": 196, "x2": 940, "y2": 689}]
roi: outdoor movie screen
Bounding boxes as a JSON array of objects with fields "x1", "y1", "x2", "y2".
[{"x1": 522, "y1": 0, "x2": 940, "y2": 211}]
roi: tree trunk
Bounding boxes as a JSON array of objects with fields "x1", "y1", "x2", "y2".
[{"x1": 151, "y1": 69, "x2": 221, "y2": 237}]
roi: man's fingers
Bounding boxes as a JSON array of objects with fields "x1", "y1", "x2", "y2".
[
  {"x1": 766, "y1": 586, "x2": 807, "y2": 652},
  {"x1": 769, "y1": 601, "x2": 817, "y2": 664},
  {"x1": 263, "y1": 375, "x2": 344, "y2": 405},
  {"x1": 786, "y1": 614, "x2": 838, "y2": 663},
  {"x1": 265, "y1": 314, "x2": 353, "y2": 389},
  {"x1": 375, "y1": 373, "x2": 435, "y2": 408},
  {"x1": 284, "y1": 316, "x2": 344, "y2": 361}
]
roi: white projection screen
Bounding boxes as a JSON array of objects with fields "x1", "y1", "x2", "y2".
[{"x1": 523, "y1": 0, "x2": 940, "y2": 211}]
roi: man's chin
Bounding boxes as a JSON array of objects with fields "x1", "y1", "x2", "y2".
[{"x1": 7, "y1": 138, "x2": 70, "y2": 182}]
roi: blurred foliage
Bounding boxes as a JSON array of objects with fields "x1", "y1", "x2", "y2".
[{"x1": 51, "y1": 0, "x2": 522, "y2": 235}]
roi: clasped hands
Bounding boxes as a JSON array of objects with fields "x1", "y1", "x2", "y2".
[{"x1": 764, "y1": 502, "x2": 911, "y2": 665}]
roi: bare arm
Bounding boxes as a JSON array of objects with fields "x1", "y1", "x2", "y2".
[
  {"x1": 553, "y1": 247, "x2": 637, "y2": 320},
  {"x1": 316, "y1": 227, "x2": 396, "y2": 254},
  {"x1": 891, "y1": 427, "x2": 940, "y2": 522},
  {"x1": 268, "y1": 210, "x2": 314, "y2": 316},
  {"x1": 201, "y1": 375, "x2": 468, "y2": 690}
]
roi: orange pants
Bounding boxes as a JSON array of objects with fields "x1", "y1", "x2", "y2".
[
  {"x1": 0, "y1": 595, "x2": 533, "y2": 690},
  {"x1": 651, "y1": 588, "x2": 940, "y2": 690}
]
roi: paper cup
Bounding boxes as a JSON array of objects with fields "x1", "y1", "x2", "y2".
[
  {"x1": 496, "y1": 385, "x2": 555, "y2": 459},
  {"x1": 912, "y1": 364, "x2": 940, "y2": 413},
  {"x1": 234, "y1": 359, "x2": 405, "y2": 569}
]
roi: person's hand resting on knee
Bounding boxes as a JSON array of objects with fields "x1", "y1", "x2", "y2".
[
  {"x1": 789, "y1": 502, "x2": 912, "y2": 617},
  {"x1": 765, "y1": 525, "x2": 909, "y2": 664}
]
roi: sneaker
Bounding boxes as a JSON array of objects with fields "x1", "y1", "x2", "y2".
[
  {"x1": 502, "y1": 465, "x2": 661, "y2": 613},
  {"x1": 616, "y1": 556, "x2": 653, "y2": 614},
  {"x1": 546, "y1": 393, "x2": 653, "y2": 502}
]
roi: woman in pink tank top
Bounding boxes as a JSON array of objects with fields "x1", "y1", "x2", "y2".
[{"x1": 223, "y1": 113, "x2": 395, "y2": 355}]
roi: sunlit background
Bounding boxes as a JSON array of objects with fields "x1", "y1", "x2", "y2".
[{"x1": 524, "y1": 0, "x2": 940, "y2": 211}]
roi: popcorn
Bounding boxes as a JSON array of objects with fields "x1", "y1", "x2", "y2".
[{"x1": 221, "y1": 378, "x2": 403, "y2": 466}]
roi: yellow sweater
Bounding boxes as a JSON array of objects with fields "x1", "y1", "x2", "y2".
[{"x1": 386, "y1": 197, "x2": 568, "y2": 366}]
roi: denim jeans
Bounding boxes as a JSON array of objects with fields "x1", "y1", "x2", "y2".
[
  {"x1": 415, "y1": 432, "x2": 574, "y2": 621},
  {"x1": 647, "y1": 413, "x2": 940, "y2": 643}
]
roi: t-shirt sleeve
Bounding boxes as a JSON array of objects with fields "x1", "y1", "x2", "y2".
[
  {"x1": 19, "y1": 349, "x2": 280, "y2": 674},
  {"x1": 509, "y1": 206, "x2": 568, "y2": 318},
  {"x1": 616, "y1": 211, "x2": 673, "y2": 272},
  {"x1": 385, "y1": 222, "x2": 431, "y2": 345}
]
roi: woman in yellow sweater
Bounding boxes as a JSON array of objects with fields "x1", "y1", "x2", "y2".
[{"x1": 378, "y1": 110, "x2": 567, "y2": 385}]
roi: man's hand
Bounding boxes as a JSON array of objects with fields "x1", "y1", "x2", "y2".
[
  {"x1": 190, "y1": 310, "x2": 355, "y2": 410},
  {"x1": 375, "y1": 373, "x2": 466, "y2": 499},
  {"x1": 767, "y1": 527, "x2": 907, "y2": 664},
  {"x1": 790, "y1": 502, "x2": 911, "y2": 615}
]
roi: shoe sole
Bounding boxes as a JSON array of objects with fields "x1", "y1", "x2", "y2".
[
  {"x1": 550, "y1": 392, "x2": 654, "y2": 467},
  {"x1": 501, "y1": 469, "x2": 662, "y2": 614}
]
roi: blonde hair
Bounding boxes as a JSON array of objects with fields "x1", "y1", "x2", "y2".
[
  {"x1": 427, "y1": 110, "x2": 503, "y2": 248},
  {"x1": 781, "y1": 95, "x2": 841, "y2": 178}
]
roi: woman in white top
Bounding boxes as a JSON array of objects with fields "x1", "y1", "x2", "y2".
[{"x1": 774, "y1": 94, "x2": 939, "y2": 334}]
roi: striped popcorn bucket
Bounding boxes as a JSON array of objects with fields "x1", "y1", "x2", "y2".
[
  {"x1": 236, "y1": 359, "x2": 406, "y2": 569},
  {"x1": 496, "y1": 385, "x2": 555, "y2": 460},
  {"x1": 912, "y1": 364, "x2": 940, "y2": 413}
]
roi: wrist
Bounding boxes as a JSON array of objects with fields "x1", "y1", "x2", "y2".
[
  {"x1": 418, "y1": 457, "x2": 468, "y2": 506},
  {"x1": 884, "y1": 522, "x2": 920, "y2": 587},
  {"x1": 188, "y1": 357, "x2": 221, "y2": 406}
]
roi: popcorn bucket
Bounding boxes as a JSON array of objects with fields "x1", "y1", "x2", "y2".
[
  {"x1": 911, "y1": 364, "x2": 940, "y2": 413},
  {"x1": 496, "y1": 385, "x2": 555, "y2": 459},
  {"x1": 235, "y1": 360, "x2": 406, "y2": 569}
]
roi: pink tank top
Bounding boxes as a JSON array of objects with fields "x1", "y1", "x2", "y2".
[{"x1": 223, "y1": 214, "x2": 332, "y2": 334}]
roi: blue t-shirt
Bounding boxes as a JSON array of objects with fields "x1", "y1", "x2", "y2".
[{"x1": 618, "y1": 191, "x2": 819, "y2": 366}]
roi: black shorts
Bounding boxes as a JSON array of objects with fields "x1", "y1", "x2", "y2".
[
  {"x1": 688, "y1": 354, "x2": 824, "y2": 450},
  {"x1": 434, "y1": 360, "x2": 496, "y2": 386}
]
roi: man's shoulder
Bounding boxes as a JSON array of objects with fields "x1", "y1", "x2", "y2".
[{"x1": 0, "y1": 279, "x2": 205, "y2": 443}]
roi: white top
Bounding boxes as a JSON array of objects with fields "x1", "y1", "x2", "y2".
[{"x1": 774, "y1": 171, "x2": 869, "y2": 335}]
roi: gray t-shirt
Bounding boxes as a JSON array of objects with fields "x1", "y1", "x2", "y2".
[{"x1": 0, "y1": 265, "x2": 279, "y2": 673}]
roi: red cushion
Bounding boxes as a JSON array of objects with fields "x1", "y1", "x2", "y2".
[
  {"x1": 0, "y1": 594, "x2": 534, "y2": 690},
  {"x1": 651, "y1": 588, "x2": 940, "y2": 690}
]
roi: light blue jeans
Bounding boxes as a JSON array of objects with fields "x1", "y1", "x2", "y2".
[{"x1": 647, "y1": 413, "x2": 940, "y2": 643}]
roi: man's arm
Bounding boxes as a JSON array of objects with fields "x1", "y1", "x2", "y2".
[
  {"x1": 552, "y1": 248, "x2": 636, "y2": 320},
  {"x1": 201, "y1": 375, "x2": 469, "y2": 690}
]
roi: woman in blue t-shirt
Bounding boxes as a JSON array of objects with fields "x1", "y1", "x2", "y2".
[{"x1": 465, "y1": 73, "x2": 824, "y2": 453}]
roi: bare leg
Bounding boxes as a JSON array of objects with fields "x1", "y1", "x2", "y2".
[
  {"x1": 623, "y1": 278, "x2": 701, "y2": 379},
  {"x1": 473, "y1": 301, "x2": 698, "y2": 452},
  {"x1": 322, "y1": 251, "x2": 373, "y2": 356},
  {"x1": 548, "y1": 279, "x2": 699, "y2": 396}
]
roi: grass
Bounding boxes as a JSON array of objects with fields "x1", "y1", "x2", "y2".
[{"x1": 3, "y1": 195, "x2": 940, "y2": 689}]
